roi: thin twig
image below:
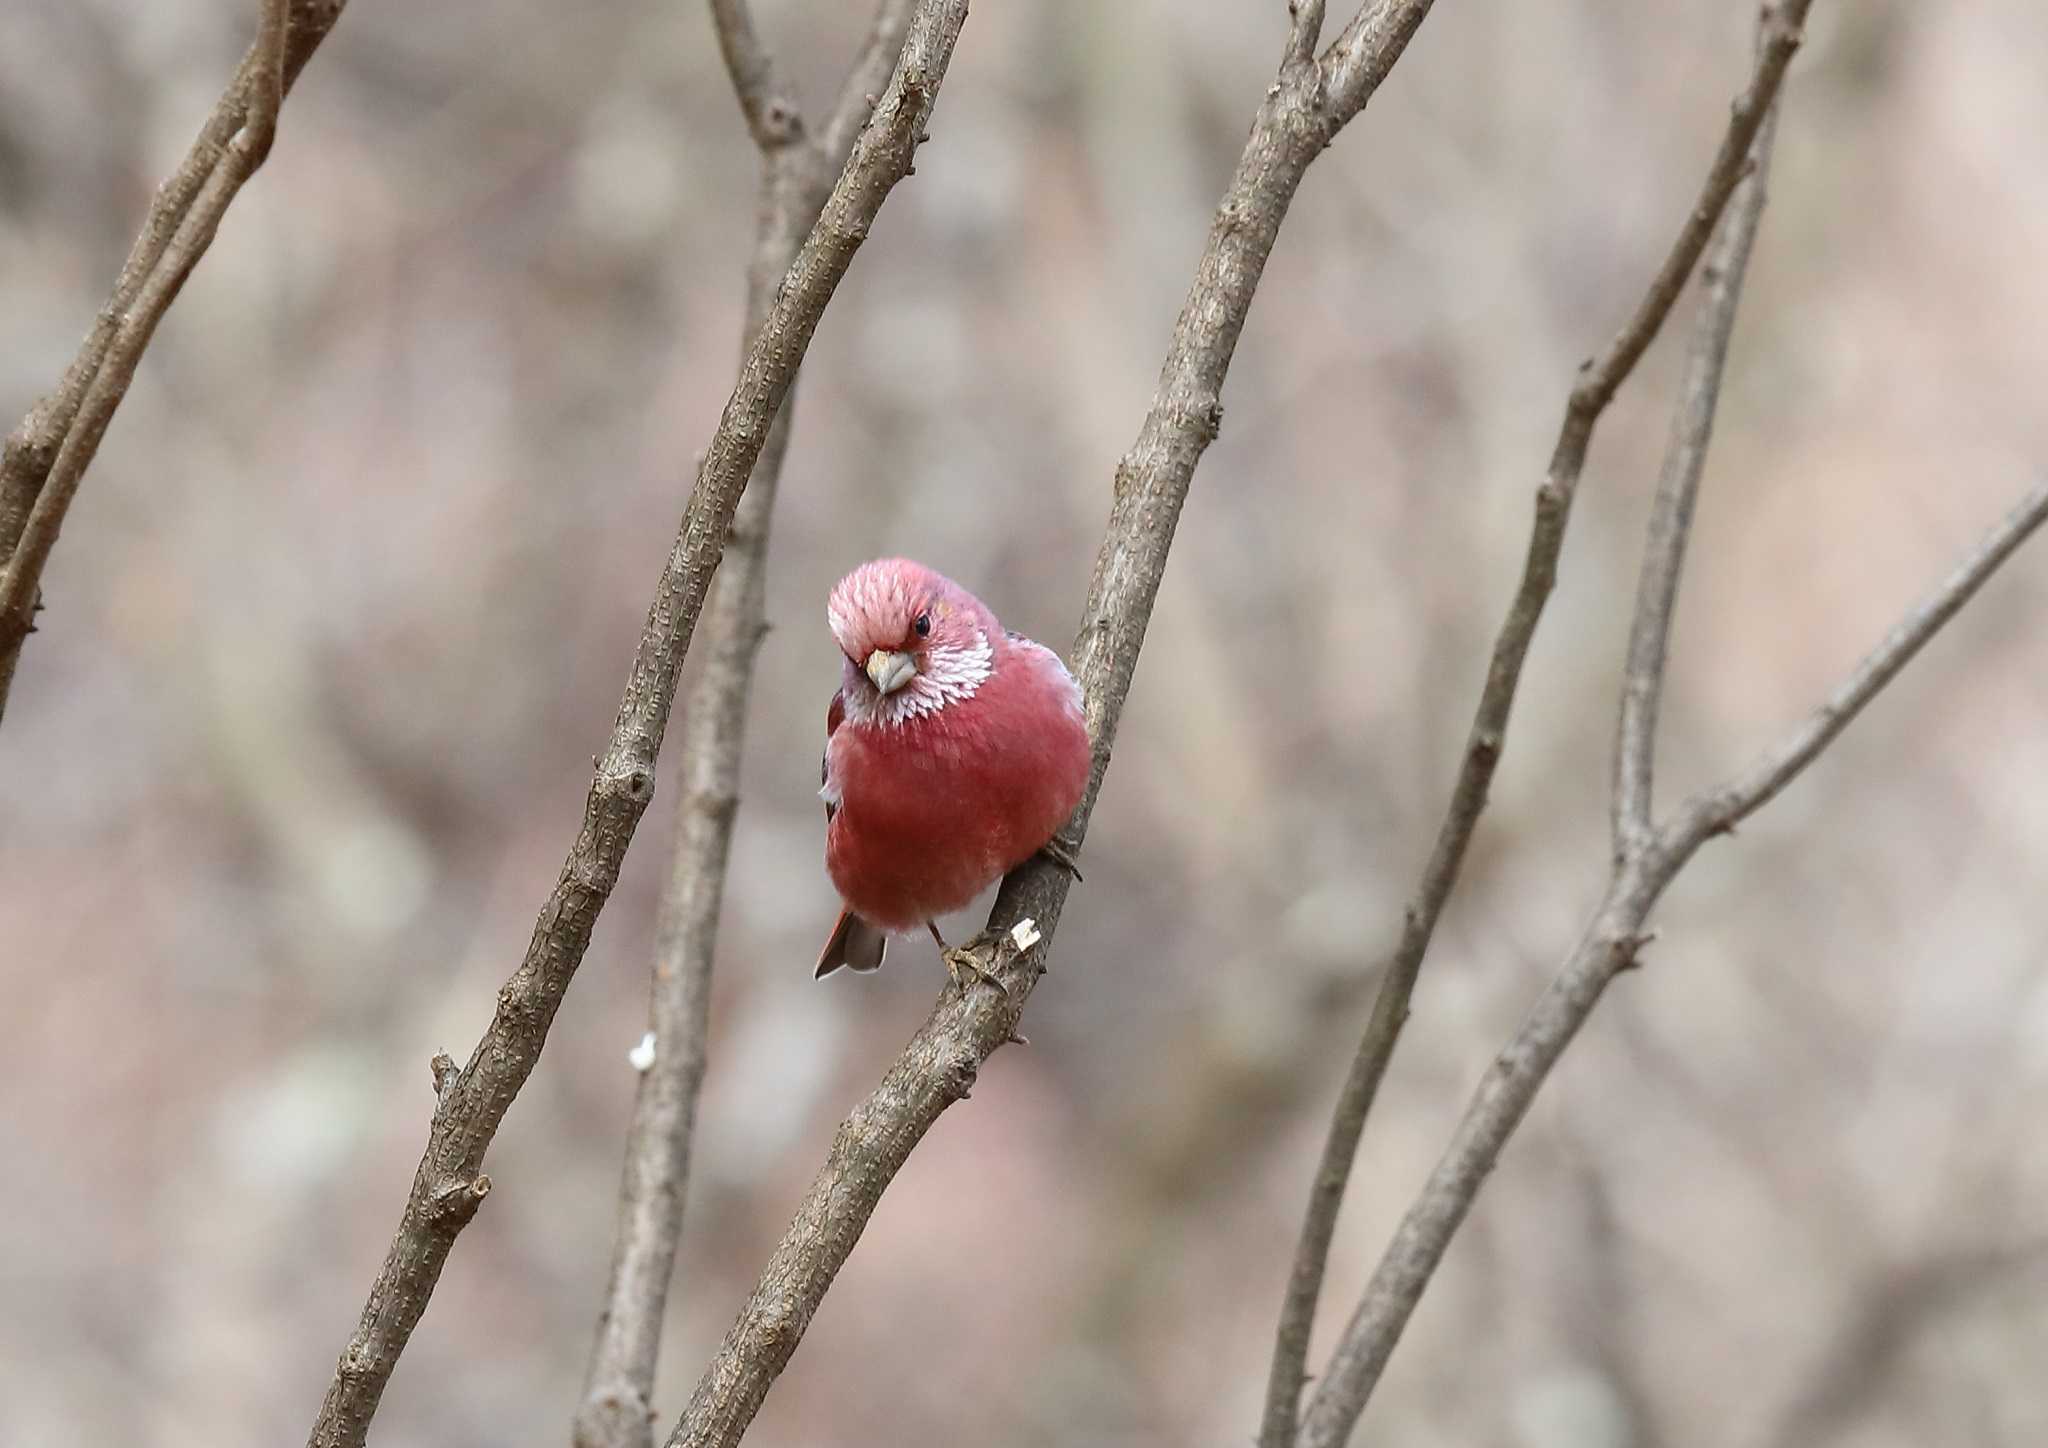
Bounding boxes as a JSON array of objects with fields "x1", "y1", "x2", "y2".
[
  {"x1": 822, "y1": 0, "x2": 918, "y2": 161},
  {"x1": 1286, "y1": 0, "x2": 1328, "y2": 68},
  {"x1": 1322, "y1": 0, "x2": 1439, "y2": 109},
  {"x1": 659, "y1": 8, "x2": 1444, "y2": 1447},
  {"x1": 1667, "y1": 478, "x2": 2048, "y2": 855},
  {"x1": 706, "y1": 0, "x2": 805, "y2": 150},
  {"x1": 1613, "y1": 68, "x2": 1783, "y2": 852},
  {"x1": 1292, "y1": 17, "x2": 2045, "y2": 1436},
  {"x1": 245, "y1": 0, "x2": 290, "y2": 165},
  {"x1": 1293, "y1": 477, "x2": 2048, "y2": 1448},
  {"x1": 1293, "y1": 862, "x2": 1658, "y2": 1448},
  {"x1": 0, "y1": 0, "x2": 328, "y2": 722},
  {"x1": 1291, "y1": 30, "x2": 1795, "y2": 1442},
  {"x1": 304, "y1": 6, "x2": 971, "y2": 1445},
  {"x1": 571, "y1": 4, "x2": 919, "y2": 1445},
  {"x1": 1562, "y1": 2, "x2": 1807, "y2": 427},
  {"x1": 1257, "y1": 8, "x2": 1809, "y2": 1444}
]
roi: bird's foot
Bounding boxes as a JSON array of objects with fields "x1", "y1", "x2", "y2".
[
  {"x1": 942, "y1": 945, "x2": 1008, "y2": 997},
  {"x1": 1037, "y1": 834, "x2": 1084, "y2": 882}
]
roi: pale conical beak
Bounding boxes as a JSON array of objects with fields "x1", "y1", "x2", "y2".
[{"x1": 865, "y1": 649, "x2": 917, "y2": 694}]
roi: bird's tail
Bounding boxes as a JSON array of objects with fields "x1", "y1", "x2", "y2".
[{"x1": 815, "y1": 907, "x2": 888, "y2": 978}]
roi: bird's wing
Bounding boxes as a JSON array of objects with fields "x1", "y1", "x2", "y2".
[
  {"x1": 1003, "y1": 633, "x2": 1086, "y2": 720},
  {"x1": 822, "y1": 688, "x2": 845, "y2": 821},
  {"x1": 816, "y1": 688, "x2": 886, "y2": 977}
]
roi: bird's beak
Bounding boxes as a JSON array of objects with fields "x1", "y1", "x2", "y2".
[{"x1": 865, "y1": 648, "x2": 917, "y2": 695}]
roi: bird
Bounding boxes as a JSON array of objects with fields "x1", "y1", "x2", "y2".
[{"x1": 815, "y1": 557, "x2": 1091, "y2": 989}]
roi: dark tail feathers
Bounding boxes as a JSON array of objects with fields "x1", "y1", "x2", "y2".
[{"x1": 815, "y1": 908, "x2": 888, "y2": 978}]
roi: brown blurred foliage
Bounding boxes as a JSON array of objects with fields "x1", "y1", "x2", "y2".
[{"x1": 3, "y1": 2, "x2": 2046, "y2": 1445}]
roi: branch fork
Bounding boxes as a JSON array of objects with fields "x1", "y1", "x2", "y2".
[
  {"x1": 1269, "y1": 4, "x2": 2048, "y2": 1442},
  {"x1": 0, "y1": 0, "x2": 333, "y2": 721}
]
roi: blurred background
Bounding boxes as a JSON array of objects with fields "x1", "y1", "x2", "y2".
[{"x1": 4, "y1": 2, "x2": 2048, "y2": 1445}]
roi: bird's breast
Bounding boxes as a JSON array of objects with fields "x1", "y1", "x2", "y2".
[{"x1": 825, "y1": 659, "x2": 1088, "y2": 928}]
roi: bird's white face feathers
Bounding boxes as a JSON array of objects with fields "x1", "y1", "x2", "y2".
[
  {"x1": 867, "y1": 627, "x2": 991, "y2": 726},
  {"x1": 828, "y1": 559, "x2": 996, "y2": 729}
]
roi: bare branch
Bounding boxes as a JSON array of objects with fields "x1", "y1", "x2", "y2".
[
  {"x1": 303, "y1": 7, "x2": 972, "y2": 1445},
  {"x1": 706, "y1": 0, "x2": 805, "y2": 150},
  {"x1": 1564, "y1": 1, "x2": 1806, "y2": 425},
  {"x1": 571, "y1": 6, "x2": 916, "y2": 1444},
  {"x1": 0, "y1": 0, "x2": 332, "y2": 722},
  {"x1": 1665, "y1": 478, "x2": 2048, "y2": 858},
  {"x1": 1286, "y1": 0, "x2": 1329, "y2": 69},
  {"x1": 1613, "y1": 103, "x2": 1781, "y2": 851},
  {"x1": 658, "y1": 9, "x2": 1445, "y2": 1448},
  {"x1": 1292, "y1": 14, "x2": 2048, "y2": 1436},
  {"x1": 1260, "y1": 9, "x2": 1808, "y2": 1445},
  {"x1": 1293, "y1": 470, "x2": 2048, "y2": 1448},
  {"x1": 1322, "y1": 0, "x2": 1439, "y2": 116},
  {"x1": 1294, "y1": 868, "x2": 1657, "y2": 1448},
  {"x1": 823, "y1": 0, "x2": 919, "y2": 162},
  {"x1": 245, "y1": 0, "x2": 290, "y2": 165}
]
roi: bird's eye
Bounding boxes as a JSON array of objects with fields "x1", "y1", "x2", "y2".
[{"x1": 913, "y1": 612, "x2": 932, "y2": 639}]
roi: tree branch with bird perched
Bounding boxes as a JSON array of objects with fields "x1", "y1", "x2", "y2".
[
  {"x1": 307, "y1": 5, "x2": 974, "y2": 1445},
  {"x1": 656, "y1": 4, "x2": 1446, "y2": 1445}
]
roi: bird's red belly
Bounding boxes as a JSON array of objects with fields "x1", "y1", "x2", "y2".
[
  {"x1": 826, "y1": 800, "x2": 1010, "y2": 932},
  {"x1": 825, "y1": 721, "x2": 1083, "y2": 933},
  {"x1": 823, "y1": 637, "x2": 1091, "y2": 935}
]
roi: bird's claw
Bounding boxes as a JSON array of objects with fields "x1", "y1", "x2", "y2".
[
  {"x1": 943, "y1": 946, "x2": 1007, "y2": 997},
  {"x1": 1037, "y1": 835, "x2": 1084, "y2": 882}
]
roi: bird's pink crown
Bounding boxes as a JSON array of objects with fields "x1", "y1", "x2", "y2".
[{"x1": 828, "y1": 557, "x2": 972, "y2": 661}]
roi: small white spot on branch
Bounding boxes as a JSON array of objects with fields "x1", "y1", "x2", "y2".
[
  {"x1": 1010, "y1": 918, "x2": 1042, "y2": 951},
  {"x1": 628, "y1": 1031, "x2": 657, "y2": 1072}
]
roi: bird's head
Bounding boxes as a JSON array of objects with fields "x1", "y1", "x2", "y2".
[{"x1": 828, "y1": 558, "x2": 996, "y2": 726}]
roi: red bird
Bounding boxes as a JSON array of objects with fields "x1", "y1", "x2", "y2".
[{"x1": 815, "y1": 558, "x2": 1090, "y2": 986}]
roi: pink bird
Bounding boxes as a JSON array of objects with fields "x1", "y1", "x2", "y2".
[{"x1": 815, "y1": 558, "x2": 1090, "y2": 987}]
